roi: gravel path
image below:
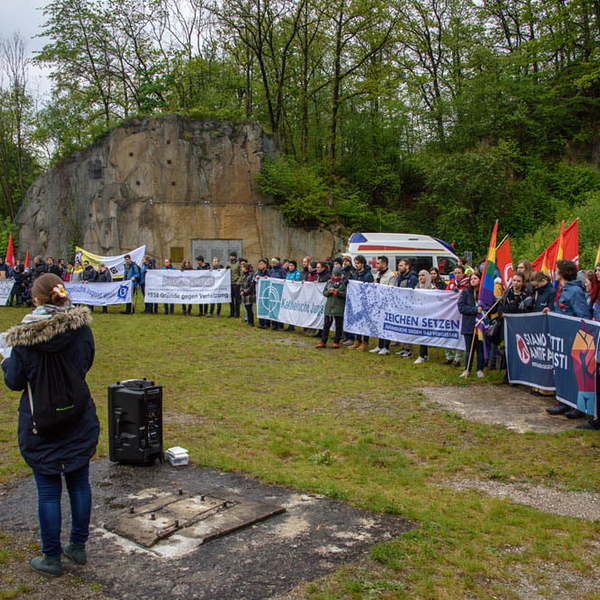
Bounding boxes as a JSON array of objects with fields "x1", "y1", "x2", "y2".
[
  {"x1": 445, "y1": 478, "x2": 600, "y2": 521},
  {"x1": 419, "y1": 385, "x2": 580, "y2": 433}
]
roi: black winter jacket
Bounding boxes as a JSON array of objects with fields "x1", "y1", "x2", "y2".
[
  {"x1": 81, "y1": 265, "x2": 97, "y2": 282},
  {"x1": 95, "y1": 269, "x2": 112, "y2": 283},
  {"x1": 2, "y1": 307, "x2": 99, "y2": 475},
  {"x1": 351, "y1": 268, "x2": 374, "y2": 283},
  {"x1": 458, "y1": 287, "x2": 480, "y2": 334}
]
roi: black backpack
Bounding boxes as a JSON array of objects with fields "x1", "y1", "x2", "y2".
[{"x1": 27, "y1": 351, "x2": 90, "y2": 437}]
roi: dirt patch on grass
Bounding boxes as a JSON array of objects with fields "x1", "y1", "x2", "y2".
[
  {"x1": 0, "y1": 530, "x2": 112, "y2": 600},
  {"x1": 419, "y1": 385, "x2": 580, "y2": 433},
  {"x1": 444, "y1": 478, "x2": 600, "y2": 521},
  {"x1": 475, "y1": 562, "x2": 600, "y2": 600}
]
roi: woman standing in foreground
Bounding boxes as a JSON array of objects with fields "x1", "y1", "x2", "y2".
[{"x1": 2, "y1": 273, "x2": 99, "y2": 577}]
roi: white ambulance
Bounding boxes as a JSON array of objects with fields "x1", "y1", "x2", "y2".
[{"x1": 346, "y1": 232, "x2": 459, "y2": 278}]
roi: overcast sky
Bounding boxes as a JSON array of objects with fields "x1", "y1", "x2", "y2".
[{"x1": 0, "y1": 0, "x2": 52, "y2": 98}]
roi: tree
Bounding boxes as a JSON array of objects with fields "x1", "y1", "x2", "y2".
[{"x1": 0, "y1": 33, "x2": 39, "y2": 219}]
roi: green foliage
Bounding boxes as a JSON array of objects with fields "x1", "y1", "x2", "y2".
[
  {"x1": 0, "y1": 217, "x2": 17, "y2": 260},
  {"x1": 258, "y1": 157, "x2": 409, "y2": 231},
  {"x1": 6, "y1": 0, "x2": 600, "y2": 257},
  {"x1": 513, "y1": 191, "x2": 600, "y2": 268}
]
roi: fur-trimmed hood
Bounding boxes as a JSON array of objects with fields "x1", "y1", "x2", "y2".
[{"x1": 5, "y1": 306, "x2": 92, "y2": 348}]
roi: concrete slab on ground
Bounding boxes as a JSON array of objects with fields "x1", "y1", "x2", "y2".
[
  {"x1": 0, "y1": 460, "x2": 413, "y2": 600},
  {"x1": 419, "y1": 385, "x2": 580, "y2": 433}
]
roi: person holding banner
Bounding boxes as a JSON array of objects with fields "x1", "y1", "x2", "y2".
[
  {"x1": 498, "y1": 273, "x2": 529, "y2": 315},
  {"x1": 140, "y1": 255, "x2": 157, "y2": 314},
  {"x1": 121, "y1": 255, "x2": 141, "y2": 315},
  {"x1": 592, "y1": 264, "x2": 600, "y2": 321},
  {"x1": 180, "y1": 260, "x2": 194, "y2": 315},
  {"x1": 208, "y1": 257, "x2": 225, "y2": 317},
  {"x1": 316, "y1": 266, "x2": 347, "y2": 349},
  {"x1": 228, "y1": 252, "x2": 242, "y2": 319},
  {"x1": 429, "y1": 268, "x2": 447, "y2": 290},
  {"x1": 542, "y1": 260, "x2": 592, "y2": 419},
  {"x1": 522, "y1": 271, "x2": 555, "y2": 312},
  {"x1": 254, "y1": 259, "x2": 270, "y2": 329},
  {"x1": 553, "y1": 260, "x2": 592, "y2": 320},
  {"x1": 240, "y1": 262, "x2": 256, "y2": 326},
  {"x1": 413, "y1": 270, "x2": 436, "y2": 364},
  {"x1": 370, "y1": 257, "x2": 396, "y2": 355},
  {"x1": 458, "y1": 272, "x2": 485, "y2": 378},
  {"x1": 268, "y1": 258, "x2": 287, "y2": 330},
  {"x1": 95, "y1": 264, "x2": 112, "y2": 314},
  {"x1": 161, "y1": 259, "x2": 176, "y2": 314},
  {"x1": 195, "y1": 256, "x2": 211, "y2": 316},
  {"x1": 350, "y1": 255, "x2": 374, "y2": 350}
]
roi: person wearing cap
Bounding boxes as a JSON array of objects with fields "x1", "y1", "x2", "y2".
[{"x1": 316, "y1": 266, "x2": 347, "y2": 349}]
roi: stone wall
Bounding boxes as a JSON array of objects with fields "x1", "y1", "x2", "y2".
[{"x1": 17, "y1": 115, "x2": 342, "y2": 262}]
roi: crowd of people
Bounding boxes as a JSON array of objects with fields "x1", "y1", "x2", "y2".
[
  {"x1": 1, "y1": 251, "x2": 598, "y2": 578},
  {"x1": 3, "y1": 249, "x2": 599, "y2": 428}
]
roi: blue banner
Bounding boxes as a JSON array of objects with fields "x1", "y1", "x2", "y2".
[
  {"x1": 549, "y1": 314, "x2": 600, "y2": 417},
  {"x1": 504, "y1": 313, "x2": 555, "y2": 391},
  {"x1": 505, "y1": 313, "x2": 600, "y2": 417}
]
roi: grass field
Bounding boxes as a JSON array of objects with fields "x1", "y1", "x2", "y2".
[{"x1": 1, "y1": 300, "x2": 600, "y2": 599}]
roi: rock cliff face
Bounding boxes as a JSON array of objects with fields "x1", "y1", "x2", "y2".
[{"x1": 17, "y1": 115, "x2": 341, "y2": 262}]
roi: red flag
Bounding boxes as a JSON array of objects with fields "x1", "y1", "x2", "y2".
[
  {"x1": 531, "y1": 219, "x2": 579, "y2": 274},
  {"x1": 496, "y1": 236, "x2": 513, "y2": 287},
  {"x1": 24, "y1": 251, "x2": 30, "y2": 268},
  {"x1": 4, "y1": 234, "x2": 15, "y2": 267},
  {"x1": 564, "y1": 219, "x2": 579, "y2": 266}
]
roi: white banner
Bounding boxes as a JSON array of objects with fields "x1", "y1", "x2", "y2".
[
  {"x1": 257, "y1": 278, "x2": 326, "y2": 328},
  {"x1": 0, "y1": 279, "x2": 14, "y2": 306},
  {"x1": 344, "y1": 281, "x2": 465, "y2": 350},
  {"x1": 144, "y1": 269, "x2": 231, "y2": 304},
  {"x1": 65, "y1": 281, "x2": 133, "y2": 306},
  {"x1": 74, "y1": 245, "x2": 146, "y2": 279}
]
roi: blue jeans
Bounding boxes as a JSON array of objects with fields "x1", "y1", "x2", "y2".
[{"x1": 33, "y1": 464, "x2": 92, "y2": 556}]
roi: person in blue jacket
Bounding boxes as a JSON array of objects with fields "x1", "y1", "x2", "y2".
[
  {"x1": 285, "y1": 260, "x2": 301, "y2": 331},
  {"x1": 395, "y1": 258, "x2": 418, "y2": 358},
  {"x1": 546, "y1": 260, "x2": 592, "y2": 418},
  {"x1": 121, "y1": 254, "x2": 141, "y2": 314},
  {"x1": 2, "y1": 273, "x2": 99, "y2": 577},
  {"x1": 553, "y1": 260, "x2": 592, "y2": 319},
  {"x1": 286, "y1": 260, "x2": 301, "y2": 281}
]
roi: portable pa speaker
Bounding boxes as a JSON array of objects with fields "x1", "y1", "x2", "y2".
[{"x1": 108, "y1": 378, "x2": 163, "y2": 465}]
